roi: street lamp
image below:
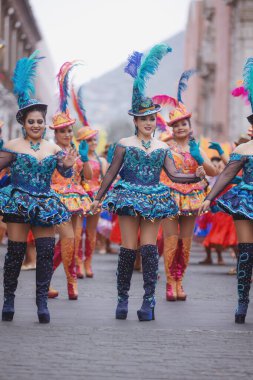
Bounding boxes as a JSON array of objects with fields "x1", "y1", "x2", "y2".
[{"x1": 0, "y1": 39, "x2": 5, "y2": 49}]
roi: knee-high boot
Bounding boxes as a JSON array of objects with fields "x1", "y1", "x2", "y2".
[
  {"x1": 35, "y1": 237, "x2": 55, "y2": 323},
  {"x1": 75, "y1": 227, "x2": 84, "y2": 279},
  {"x1": 137, "y1": 244, "x2": 159, "y2": 321},
  {"x1": 235, "y1": 243, "x2": 253, "y2": 324},
  {"x1": 115, "y1": 247, "x2": 136, "y2": 319},
  {"x1": 163, "y1": 235, "x2": 178, "y2": 301},
  {"x1": 2, "y1": 240, "x2": 27, "y2": 321},
  {"x1": 84, "y1": 230, "x2": 96, "y2": 278},
  {"x1": 175, "y1": 237, "x2": 192, "y2": 301},
  {"x1": 61, "y1": 237, "x2": 78, "y2": 300}
]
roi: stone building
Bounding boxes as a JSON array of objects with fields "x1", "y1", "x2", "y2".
[
  {"x1": 0, "y1": 0, "x2": 56, "y2": 140},
  {"x1": 184, "y1": 0, "x2": 253, "y2": 142}
]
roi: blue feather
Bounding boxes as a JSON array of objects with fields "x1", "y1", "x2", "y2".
[
  {"x1": 124, "y1": 51, "x2": 143, "y2": 79},
  {"x1": 243, "y1": 57, "x2": 253, "y2": 111},
  {"x1": 177, "y1": 69, "x2": 196, "y2": 103},
  {"x1": 12, "y1": 50, "x2": 44, "y2": 107},
  {"x1": 77, "y1": 86, "x2": 89, "y2": 126}
]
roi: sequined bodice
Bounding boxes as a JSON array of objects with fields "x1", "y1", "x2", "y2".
[
  {"x1": 170, "y1": 144, "x2": 198, "y2": 174},
  {"x1": 241, "y1": 155, "x2": 253, "y2": 184},
  {"x1": 51, "y1": 157, "x2": 85, "y2": 194},
  {"x1": 10, "y1": 153, "x2": 62, "y2": 194},
  {"x1": 120, "y1": 147, "x2": 166, "y2": 186},
  {"x1": 86, "y1": 159, "x2": 102, "y2": 192}
]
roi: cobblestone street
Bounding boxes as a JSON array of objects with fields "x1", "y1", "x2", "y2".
[{"x1": 0, "y1": 243, "x2": 252, "y2": 380}]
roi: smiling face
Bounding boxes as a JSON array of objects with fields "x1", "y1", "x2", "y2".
[
  {"x1": 171, "y1": 118, "x2": 191, "y2": 140},
  {"x1": 54, "y1": 126, "x2": 73, "y2": 147},
  {"x1": 134, "y1": 114, "x2": 157, "y2": 138},
  {"x1": 23, "y1": 110, "x2": 46, "y2": 140},
  {"x1": 86, "y1": 136, "x2": 98, "y2": 153}
]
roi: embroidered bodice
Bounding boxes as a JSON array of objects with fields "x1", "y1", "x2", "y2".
[
  {"x1": 51, "y1": 157, "x2": 86, "y2": 195},
  {"x1": 206, "y1": 153, "x2": 253, "y2": 201},
  {"x1": 0, "y1": 149, "x2": 72, "y2": 196},
  {"x1": 95, "y1": 144, "x2": 201, "y2": 200},
  {"x1": 86, "y1": 159, "x2": 102, "y2": 192}
]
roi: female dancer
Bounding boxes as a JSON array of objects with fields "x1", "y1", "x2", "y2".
[
  {"x1": 200, "y1": 57, "x2": 253, "y2": 324},
  {"x1": 90, "y1": 44, "x2": 205, "y2": 321},
  {"x1": 153, "y1": 71, "x2": 217, "y2": 301},
  {"x1": 71, "y1": 85, "x2": 107, "y2": 278},
  {"x1": 0, "y1": 52, "x2": 76, "y2": 323}
]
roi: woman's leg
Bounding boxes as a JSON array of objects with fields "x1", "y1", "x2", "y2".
[
  {"x1": 84, "y1": 213, "x2": 100, "y2": 277},
  {"x1": 57, "y1": 220, "x2": 77, "y2": 299},
  {"x1": 161, "y1": 217, "x2": 179, "y2": 301},
  {"x1": 31, "y1": 226, "x2": 55, "y2": 323},
  {"x1": 234, "y1": 220, "x2": 253, "y2": 323},
  {"x1": 137, "y1": 219, "x2": 161, "y2": 321},
  {"x1": 72, "y1": 215, "x2": 85, "y2": 278},
  {"x1": 2, "y1": 223, "x2": 30, "y2": 321},
  {"x1": 175, "y1": 215, "x2": 196, "y2": 300},
  {"x1": 115, "y1": 216, "x2": 140, "y2": 319}
]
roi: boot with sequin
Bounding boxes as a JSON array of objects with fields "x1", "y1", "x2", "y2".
[
  {"x1": 116, "y1": 247, "x2": 136, "y2": 319},
  {"x1": 176, "y1": 237, "x2": 192, "y2": 301},
  {"x1": 2, "y1": 240, "x2": 27, "y2": 321},
  {"x1": 35, "y1": 237, "x2": 55, "y2": 323},
  {"x1": 163, "y1": 235, "x2": 178, "y2": 301},
  {"x1": 137, "y1": 245, "x2": 158, "y2": 322},
  {"x1": 235, "y1": 243, "x2": 253, "y2": 324},
  {"x1": 61, "y1": 237, "x2": 78, "y2": 300},
  {"x1": 84, "y1": 230, "x2": 96, "y2": 278}
]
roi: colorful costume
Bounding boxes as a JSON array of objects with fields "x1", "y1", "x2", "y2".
[{"x1": 1, "y1": 51, "x2": 73, "y2": 324}]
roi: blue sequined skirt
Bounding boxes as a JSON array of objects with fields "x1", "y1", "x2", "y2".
[
  {"x1": 217, "y1": 182, "x2": 253, "y2": 220},
  {"x1": 102, "y1": 179, "x2": 179, "y2": 220},
  {"x1": 0, "y1": 185, "x2": 71, "y2": 226}
]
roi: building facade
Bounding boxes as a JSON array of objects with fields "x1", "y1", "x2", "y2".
[
  {"x1": 0, "y1": 0, "x2": 56, "y2": 140},
  {"x1": 184, "y1": 0, "x2": 253, "y2": 142}
]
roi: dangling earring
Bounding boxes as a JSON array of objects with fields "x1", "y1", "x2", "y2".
[
  {"x1": 153, "y1": 128, "x2": 156, "y2": 137},
  {"x1": 22, "y1": 127, "x2": 27, "y2": 138},
  {"x1": 42, "y1": 128, "x2": 46, "y2": 139},
  {"x1": 135, "y1": 126, "x2": 138, "y2": 136}
]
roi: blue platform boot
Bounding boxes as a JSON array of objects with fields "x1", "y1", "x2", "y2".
[
  {"x1": 115, "y1": 247, "x2": 136, "y2": 320},
  {"x1": 235, "y1": 243, "x2": 253, "y2": 324},
  {"x1": 137, "y1": 244, "x2": 158, "y2": 322},
  {"x1": 35, "y1": 237, "x2": 55, "y2": 324},
  {"x1": 2, "y1": 240, "x2": 27, "y2": 321}
]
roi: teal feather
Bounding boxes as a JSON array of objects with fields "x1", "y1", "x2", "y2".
[
  {"x1": 243, "y1": 57, "x2": 253, "y2": 111},
  {"x1": 177, "y1": 69, "x2": 196, "y2": 103},
  {"x1": 12, "y1": 50, "x2": 44, "y2": 107}
]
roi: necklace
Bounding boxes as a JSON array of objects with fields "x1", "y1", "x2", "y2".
[
  {"x1": 137, "y1": 136, "x2": 152, "y2": 150},
  {"x1": 30, "y1": 141, "x2": 41, "y2": 152}
]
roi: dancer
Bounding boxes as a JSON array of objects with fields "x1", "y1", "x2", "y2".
[
  {"x1": 152, "y1": 70, "x2": 217, "y2": 301},
  {"x1": 200, "y1": 57, "x2": 253, "y2": 324},
  {"x1": 90, "y1": 44, "x2": 205, "y2": 321},
  {"x1": 0, "y1": 51, "x2": 76, "y2": 323},
  {"x1": 48, "y1": 65, "x2": 92, "y2": 300},
  {"x1": 72, "y1": 85, "x2": 107, "y2": 277}
]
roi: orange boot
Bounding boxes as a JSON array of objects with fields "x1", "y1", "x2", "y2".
[
  {"x1": 61, "y1": 237, "x2": 78, "y2": 300},
  {"x1": 84, "y1": 230, "x2": 96, "y2": 278},
  {"x1": 163, "y1": 235, "x2": 178, "y2": 301},
  {"x1": 176, "y1": 237, "x2": 192, "y2": 301},
  {"x1": 75, "y1": 227, "x2": 84, "y2": 279}
]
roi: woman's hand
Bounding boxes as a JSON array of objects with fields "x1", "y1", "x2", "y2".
[
  {"x1": 196, "y1": 166, "x2": 206, "y2": 178},
  {"x1": 79, "y1": 140, "x2": 89, "y2": 162},
  {"x1": 208, "y1": 142, "x2": 224, "y2": 156},
  {"x1": 189, "y1": 139, "x2": 204, "y2": 165},
  {"x1": 198, "y1": 200, "x2": 211, "y2": 215},
  {"x1": 247, "y1": 126, "x2": 253, "y2": 138},
  {"x1": 89, "y1": 200, "x2": 100, "y2": 214},
  {"x1": 62, "y1": 148, "x2": 78, "y2": 167}
]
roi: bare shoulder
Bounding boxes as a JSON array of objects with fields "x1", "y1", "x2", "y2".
[
  {"x1": 99, "y1": 156, "x2": 107, "y2": 165},
  {"x1": 233, "y1": 141, "x2": 253, "y2": 155},
  {"x1": 4, "y1": 138, "x2": 22, "y2": 150},
  {"x1": 43, "y1": 140, "x2": 61, "y2": 154},
  {"x1": 118, "y1": 136, "x2": 135, "y2": 146},
  {"x1": 153, "y1": 139, "x2": 168, "y2": 150}
]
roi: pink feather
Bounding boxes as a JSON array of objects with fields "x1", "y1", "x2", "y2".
[
  {"x1": 231, "y1": 86, "x2": 250, "y2": 105},
  {"x1": 156, "y1": 113, "x2": 168, "y2": 131},
  {"x1": 152, "y1": 94, "x2": 178, "y2": 108}
]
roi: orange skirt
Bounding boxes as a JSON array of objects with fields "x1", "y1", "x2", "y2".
[{"x1": 203, "y1": 212, "x2": 238, "y2": 248}]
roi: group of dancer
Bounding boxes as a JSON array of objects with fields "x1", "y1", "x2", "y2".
[{"x1": 1, "y1": 45, "x2": 253, "y2": 325}]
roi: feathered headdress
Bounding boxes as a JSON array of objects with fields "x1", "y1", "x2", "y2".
[
  {"x1": 152, "y1": 69, "x2": 196, "y2": 127},
  {"x1": 124, "y1": 44, "x2": 172, "y2": 116},
  {"x1": 71, "y1": 85, "x2": 89, "y2": 126},
  {"x1": 242, "y1": 58, "x2": 253, "y2": 125},
  {"x1": 12, "y1": 50, "x2": 47, "y2": 124},
  {"x1": 57, "y1": 60, "x2": 82, "y2": 113}
]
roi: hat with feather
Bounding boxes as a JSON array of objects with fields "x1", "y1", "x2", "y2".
[
  {"x1": 50, "y1": 61, "x2": 80, "y2": 130},
  {"x1": 125, "y1": 44, "x2": 172, "y2": 116},
  {"x1": 71, "y1": 85, "x2": 98, "y2": 141},
  {"x1": 152, "y1": 69, "x2": 196, "y2": 127},
  {"x1": 12, "y1": 50, "x2": 47, "y2": 124}
]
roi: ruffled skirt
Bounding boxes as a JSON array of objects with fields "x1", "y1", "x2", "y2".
[
  {"x1": 56, "y1": 192, "x2": 91, "y2": 216},
  {"x1": 102, "y1": 180, "x2": 179, "y2": 220},
  {"x1": 0, "y1": 185, "x2": 71, "y2": 226},
  {"x1": 203, "y1": 212, "x2": 238, "y2": 247},
  {"x1": 217, "y1": 183, "x2": 253, "y2": 220},
  {"x1": 170, "y1": 188, "x2": 207, "y2": 216}
]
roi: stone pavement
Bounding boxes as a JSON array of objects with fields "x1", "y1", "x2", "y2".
[{"x1": 0, "y1": 242, "x2": 252, "y2": 380}]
